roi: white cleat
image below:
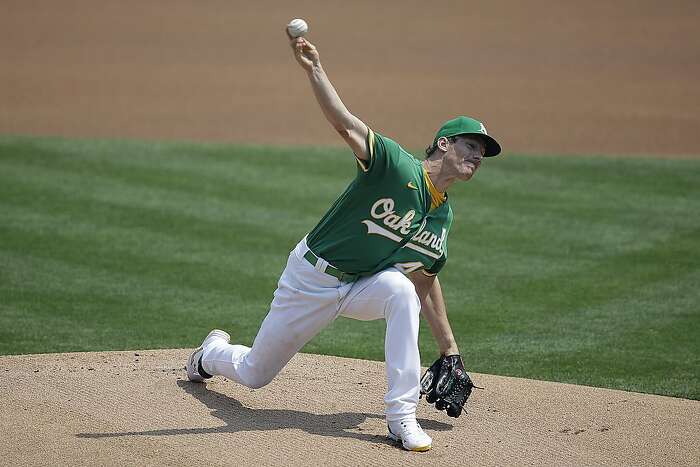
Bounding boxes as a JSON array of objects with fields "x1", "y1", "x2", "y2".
[
  {"x1": 387, "y1": 418, "x2": 432, "y2": 452},
  {"x1": 186, "y1": 329, "x2": 231, "y2": 382}
]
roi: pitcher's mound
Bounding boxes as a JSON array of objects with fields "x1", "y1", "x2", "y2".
[{"x1": 1, "y1": 350, "x2": 697, "y2": 466}]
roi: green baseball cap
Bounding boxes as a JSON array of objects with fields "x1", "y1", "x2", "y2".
[{"x1": 432, "y1": 116, "x2": 502, "y2": 157}]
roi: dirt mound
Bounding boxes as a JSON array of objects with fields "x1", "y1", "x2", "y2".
[
  {"x1": 1, "y1": 350, "x2": 697, "y2": 466},
  {"x1": 1, "y1": 0, "x2": 699, "y2": 157}
]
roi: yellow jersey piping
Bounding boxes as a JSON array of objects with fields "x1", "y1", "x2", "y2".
[
  {"x1": 355, "y1": 128, "x2": 374, "y2": 172},
  {"x1": 422, "y1": 166, "x2": 446, "y2": 211}
]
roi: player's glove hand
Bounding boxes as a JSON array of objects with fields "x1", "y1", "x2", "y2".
[{"x1": 420, "y1": 354, "x2": 479, "y2": 418}]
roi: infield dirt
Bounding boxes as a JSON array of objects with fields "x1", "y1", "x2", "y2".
[
  {"x1": 1, "y1": 1, "x2": 699, "y2": 465},
  {"x1": 2, "y1": 351, "x2": 699, "y2": 466}
]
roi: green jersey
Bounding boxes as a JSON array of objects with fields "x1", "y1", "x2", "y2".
[{"x1": 306, "y1": 129, "x2": 453, "y2": 277}]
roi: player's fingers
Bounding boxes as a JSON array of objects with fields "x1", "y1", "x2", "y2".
[{"x1": 289, "y1": 37, "x2": 302, "y2": 47}]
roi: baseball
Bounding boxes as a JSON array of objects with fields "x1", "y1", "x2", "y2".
[{"x1": 287, "y1": 18, "x2": 308, "y2": 38}]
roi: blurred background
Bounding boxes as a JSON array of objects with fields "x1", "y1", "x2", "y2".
[{"x1": 1, "y1": 0, "x2": 699, "y2": 156}]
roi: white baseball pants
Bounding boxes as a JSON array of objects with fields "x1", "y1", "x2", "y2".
[{"x1": 201, "y1": 237, "x2": 422, "y2": 421}]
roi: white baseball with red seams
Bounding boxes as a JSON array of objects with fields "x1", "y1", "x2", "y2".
[{"x1": 287, "y1": 18, "x2": 308, "y2": 38}]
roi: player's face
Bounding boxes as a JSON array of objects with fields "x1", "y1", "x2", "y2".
[{"x1": 444, "y1": 135, "x2": 486, "y2": 181}]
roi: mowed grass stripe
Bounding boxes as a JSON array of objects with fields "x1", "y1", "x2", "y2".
[
  {"x1": 0, "y1": 135, "x2": 698, "y2": 398},
  {"x1": 0, "y1": 173, "x2": 305, "y2": 260},
  {"x1": 0, "y1": 156, "x2": 321, "y2": 233},
  {"x1": 0, "y1": 136, "x2": 348, "y2": 207},
  {"x1": 0, "y1": 250, "x2": 266, "y2": 352}
]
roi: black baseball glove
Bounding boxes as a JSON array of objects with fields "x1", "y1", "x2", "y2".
[{"x1": 420, "y1": 354, "x2": 479, "y2": 418}]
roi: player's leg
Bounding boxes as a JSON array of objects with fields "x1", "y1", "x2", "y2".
[
  {"x1": 200, "y1": 242, "x2": 349, "y2": 388},
  {"x1": 338, "y1": 268, "x2": 422, "y2": 422}
]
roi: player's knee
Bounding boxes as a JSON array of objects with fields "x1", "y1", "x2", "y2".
[
  {"x1": 238, "y1": 365, "x2": 278, "y2": 389},
  {"x1": 242, "y1": 372, "x2": 275, "y2": 389},
  {"x1": 247, "y1": 379, "x2": 272, "y2": 390}
]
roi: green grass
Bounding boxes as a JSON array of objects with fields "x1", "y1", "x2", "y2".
[{"x1": 1, "y1": 135, "x2": 698, "y2": 399}]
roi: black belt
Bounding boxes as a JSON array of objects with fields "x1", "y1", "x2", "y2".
[{"x1": 303, "y1": 250, "x2": 360, "y2": 283}]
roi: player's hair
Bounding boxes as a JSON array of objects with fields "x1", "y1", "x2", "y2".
[
  {"x1": 424, "y1": 136, "x2": 457, "y2": 159},
  {"x1": 424, "y1": 134, "x2": 486, "y2": 159}
]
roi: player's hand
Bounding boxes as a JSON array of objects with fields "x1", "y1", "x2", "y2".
[{"x1": 288, "y1": 35, "x2": 320, "y2": 72}]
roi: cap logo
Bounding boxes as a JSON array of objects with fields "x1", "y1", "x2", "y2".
[{"x1": 479, "y1": 122, "x2": 488, "y2": 135}]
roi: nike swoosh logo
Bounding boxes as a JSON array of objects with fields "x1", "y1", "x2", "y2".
[{"x1": 407, "y1": 181, "x2": 418, "y2": 190}]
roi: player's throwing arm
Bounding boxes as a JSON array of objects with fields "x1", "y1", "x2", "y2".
[{"x1": 287, "y1": 23, "x2": 369, "y2": 161}]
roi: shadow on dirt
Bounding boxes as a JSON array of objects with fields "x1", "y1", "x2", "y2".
[{"x1": 76, "y1": 379, "x2": 453, "y2": 447}]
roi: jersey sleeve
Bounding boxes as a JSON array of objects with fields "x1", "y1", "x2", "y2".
[
  {"x1": 355, "y1": 129, "x2": 402, "y2": 180},
  {"x1": 422, "y1": 253, "x2": 447, "y2": 276}
]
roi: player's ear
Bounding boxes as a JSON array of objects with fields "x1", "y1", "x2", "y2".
[{"x1": 436, "y1": 136, "x2": 450, "y2": 153}]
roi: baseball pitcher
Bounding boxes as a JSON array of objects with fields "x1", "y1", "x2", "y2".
[{"x1": 186, "y1": 32, "x2": 502, "y2": 452}]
